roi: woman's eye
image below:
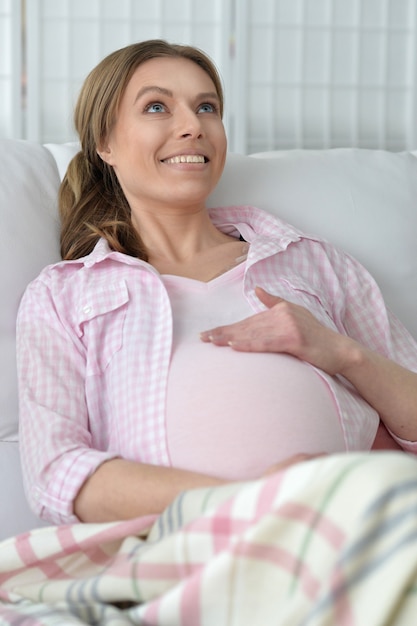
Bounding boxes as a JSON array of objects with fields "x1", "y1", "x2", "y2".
[
  {"x1": 146, "y1": 102, "x2": 166, "y2": 113},
  {"x1": 198, "y1": 103, "x2": 217, "y2": 114}
]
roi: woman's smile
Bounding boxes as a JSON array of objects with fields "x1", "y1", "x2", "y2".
[{"x1": 162, "y1": 154, "x2": 207, "y2": 164}]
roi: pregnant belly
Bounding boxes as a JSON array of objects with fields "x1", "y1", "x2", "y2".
[{"x1": 166, "y1": 342, "x2": 346, "y2": 481}]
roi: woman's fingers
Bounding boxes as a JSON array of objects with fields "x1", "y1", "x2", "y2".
[{"x1": 200, "y1": 290, "x2": 351, "y2": 375}]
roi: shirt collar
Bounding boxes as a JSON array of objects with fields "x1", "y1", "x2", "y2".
[
  {"x1": 81, "y1": 238, "x2": 150, "y2": 270},
  {"x1": 208, "y1": 205, "x2": 303, "y2": 251}
]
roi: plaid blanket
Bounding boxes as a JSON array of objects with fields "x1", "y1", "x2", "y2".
[{"x1": 1, "y1": 451, "x2": 417, "y2": 625}]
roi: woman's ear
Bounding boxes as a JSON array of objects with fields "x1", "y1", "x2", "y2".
[{"x1": 97, "y1": 143, "x2": 114, "y2": 165}]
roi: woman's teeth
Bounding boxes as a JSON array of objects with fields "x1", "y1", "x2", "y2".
[{"x1": 164, "y1": 155, "x2": 205, "y2": 164}]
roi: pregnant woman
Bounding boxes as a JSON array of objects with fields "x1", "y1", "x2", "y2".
[{"x1": 16, "y1": 40, "x2": 417, "y2": 526}]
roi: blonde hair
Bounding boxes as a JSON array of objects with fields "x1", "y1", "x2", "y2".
[{"x1": 59, "y1": 40, "x2": 225, "y2": 260}]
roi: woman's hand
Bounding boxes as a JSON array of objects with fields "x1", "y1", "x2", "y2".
[
  {"x1": 201, "y1": 286, "x2": 355, "y2": 376},
  {"x1": 201, "y1": 286, "x2": 417, "y2": 443}
]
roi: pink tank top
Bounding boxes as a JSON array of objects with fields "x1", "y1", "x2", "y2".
[{"x1": 163, "y1": 263, "x2": 346, "y2": 481}]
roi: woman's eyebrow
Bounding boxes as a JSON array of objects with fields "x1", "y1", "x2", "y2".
[
  {"x1": 198, "y1": 91, "x2": 220, "y2": 102},
  {"x1": 134, "y1": 86, "x2": 219, "y2": 103},
  {"x1": 134, "y1": 86, "x2": 173, "y2": 103}
]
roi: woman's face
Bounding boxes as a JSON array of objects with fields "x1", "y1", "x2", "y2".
[{"x1": 99, "y1": 56, "x2": 227, "y2": 216}]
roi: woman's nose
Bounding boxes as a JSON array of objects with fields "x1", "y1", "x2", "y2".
[{"x1": 175, "y1": 107, "x2": 203, "y2": 138}]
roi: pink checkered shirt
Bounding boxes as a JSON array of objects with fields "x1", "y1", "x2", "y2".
[{"x1": 17, "y1": 206, "x2": 417, "y2": 524}]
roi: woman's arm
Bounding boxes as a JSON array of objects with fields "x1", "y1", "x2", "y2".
[
  {"x1": 337, "y1": 339, "x2": 417, "y2": 441},
  {"x1": 201, "y1": 287, "x2": 417, "y2": 443},
  {"x1": 74, "y1": 452, "x2": 322, "y2": 523},
  {"x1": 74, "y1": 459, "x2": 226, "y2": 522}
]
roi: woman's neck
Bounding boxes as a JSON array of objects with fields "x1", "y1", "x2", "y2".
[
  {"x1": 133, "y1": 207, "x2": 230, "y2": 263},
  {"x1": 131, "y1": 207, "x2": 245, "y2": 281}
]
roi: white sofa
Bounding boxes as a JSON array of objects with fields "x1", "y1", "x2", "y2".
[{"x1": 1, "y1": 139, "x2": 417, "y2": 542}]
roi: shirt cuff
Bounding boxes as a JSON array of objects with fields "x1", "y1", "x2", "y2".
[{"x1": 31, "y1": 448, "x2": 120, "y2": 525}]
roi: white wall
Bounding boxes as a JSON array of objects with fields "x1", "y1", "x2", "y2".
[{"x1": 2, "y1": 0, "x2": 417, "y2": 152}]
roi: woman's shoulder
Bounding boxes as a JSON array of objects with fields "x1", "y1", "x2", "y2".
[
  {"x1": 21, "y1": 237, "x2": 159, "y2": 308},
  {"x1": 25, "y1": 251, "x2": 93, "y2": 296}
]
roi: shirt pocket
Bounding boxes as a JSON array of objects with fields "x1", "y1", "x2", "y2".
[{"x1": 76, "y1": 280, "x2": 130, "y2": 375}]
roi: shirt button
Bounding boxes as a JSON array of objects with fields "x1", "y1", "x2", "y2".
[{"x1": 82, "y1": 305, "x2": 92, "y2": 315}]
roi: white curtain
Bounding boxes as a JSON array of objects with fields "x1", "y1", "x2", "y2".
[
  {"x1": 0, "y1": 0, "x2": 22, "y2": 139},
  {"x1": 2, "y1": 0, "x2": 417, "y2": 152},
  {"x1": 241, "y1": 0, "x2": 417, "y2": 152}
]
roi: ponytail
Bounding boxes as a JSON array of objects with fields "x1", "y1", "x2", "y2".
[{"x1": 59, "y1": 150, "x2": 147, "y2": 261}]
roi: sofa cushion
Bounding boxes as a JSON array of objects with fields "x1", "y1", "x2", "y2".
[{"x1": 0, "y1": 139, "x2": 61, "y2": 440}]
